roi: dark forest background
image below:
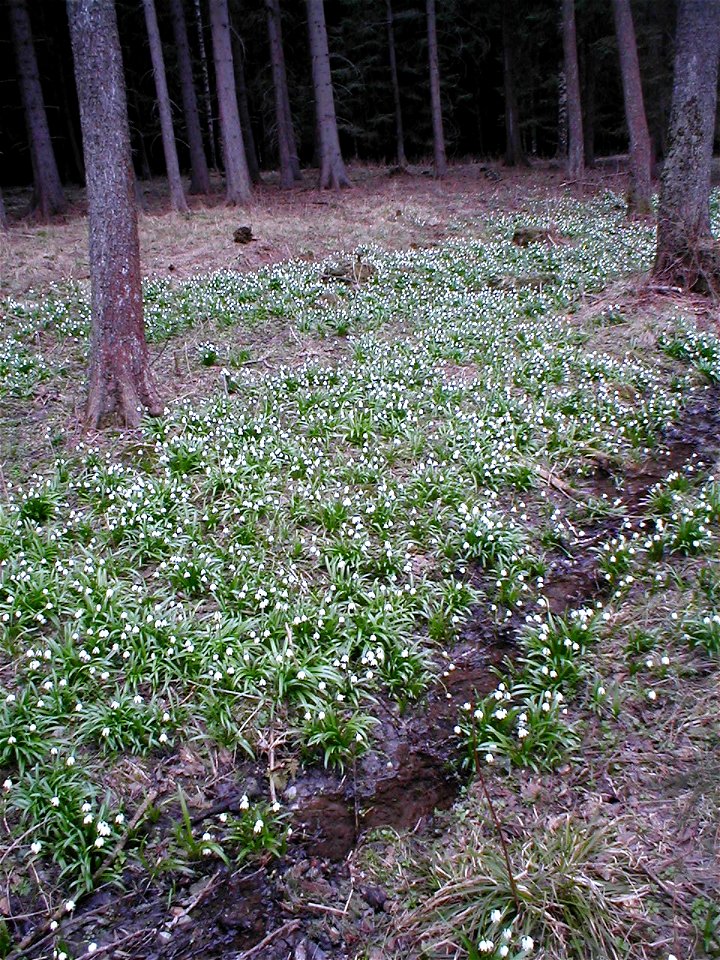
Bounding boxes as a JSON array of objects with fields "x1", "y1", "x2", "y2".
[{"x1": 0, "y1": 0, "x2": 681, "y2": 189}]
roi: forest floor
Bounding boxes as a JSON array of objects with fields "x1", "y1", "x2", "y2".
[{"x1": 0, "y1": 163, "x2": 718, "y2": 960}]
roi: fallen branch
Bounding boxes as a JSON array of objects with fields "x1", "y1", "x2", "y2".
[{"x1": 235, "y1": 919, "x2": 301, "y2": 959}]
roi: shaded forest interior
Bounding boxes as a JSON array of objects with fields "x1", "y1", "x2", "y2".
[{"x1": 0, "y1": 0, "x2": 681, "y2": 192}]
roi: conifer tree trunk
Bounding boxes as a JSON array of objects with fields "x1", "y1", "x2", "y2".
[
  {"x1": 194, "y1": 0, "x2": 218, "y2": 171},
  {"x1": 561, "y1": 0, "x2": 584, "y2": 177},
  {"x1": 306, "y1": 0, "x2": 350, "y2": 189},
  {"x1": 386, "y1": 0, "x2": 407, "y2": 168},
  {"x1": 8, "y1": 0, "x2": 65, "y2": 218},
  {"x1": 67, "y1": 0, "x2": 162, "y2": 429},
  {"x1": 426, "y1": 0, "x2": 447, "y2": 177},
  {"x1": 267, "y1": 0, "x2": 300, "y2": 186},
  {"x1": 612, "y1": 0, "x2": 653, "y2": 214},
  {"x1": 654, "y1": 0, "x2": 720, "y2": 292},
  {"x1": 502, "y1": 0, "x2": 526, "y2": 166},
  {"x1": 143, "y1": 0, "x2": 188, "y2": 212},
  {"x1": 208, "y1": 0, "x2": 252, "y2": 204},
  {"x1": 169, "y1": 0, "x2": 210, "y2": 195},
  {"x1": 231, "y1": 25, "x2": 262, "y2": 184}
]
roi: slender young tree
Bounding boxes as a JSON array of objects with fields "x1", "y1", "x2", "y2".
[
  {"x1": 194, "y1": 0, "x2": 218, "y2": 170},
  {"x1": 612, "y1": 0, "x2": 653, "y2": 214},
  {"x1": 231, "y1": 24, "x2": 262, "y2": 184},
  {"x1": 386, "y1": 0, "x2": 407, "y2": 168},
  {"x1": 142, "y1": 0, "x2": 188, "y2": 212},
  {"x1": 654, "y1": 0, "x2": 720, "y2": 291},
  {"x1": 502, "y1": 0, "x2": 526, "y2": 166},
  {"x1": 209, "y1": 0, "x2": 252, "y2": 203},
  {"x1": 67, "y1": 0, "x2": 162, "y2": 428},
  {"x1": 8, "y1": 0, "x2": 65, "y2": 218},
  {"x1": 169, "y1": 0, "x2": 210, "y2": 195},
  {"x1": 426, "y1": 0, "x2": 447, "y2": 177},
  {"x1": 306, "y1": 0, "x2": 349, "y2": 189},
  {"x1": 266, "y1": 0, "x2": 301, "y2": 186},
  {"x1": 561, "y1": 0, "x2": 584, "y2": 177}
]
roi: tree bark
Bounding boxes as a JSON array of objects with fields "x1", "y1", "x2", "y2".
[
  {"x1": 654, "y1": 0, "x2": 720, "y2": 292},
  {"x1": 208, "y1": 0, "x2": 252, "y2": 204},
  {"x1": 0, "y1": 189, "x2": 8, "y2": 231},
  {"x1": 169, "y1": 0, "x2": 210, "y2": 195},
  {"x1": 231, "y1": 25, "x2": 262, "y2": 184},
  {"x1": 306, "y1": 0, "x2": 350, "y2": 189},
  {"x1": 612, "y1": 0, "x2": 653, "y2": 214},
  {"x1": 426, "y1": 0, "x2": 447, "y2": 177},
  {"x1": 582, "y1": 40, "x2": 595, "y2": 168},
  {"x1": 502, "y1": 0, "x2": 526, "y2": 167},
  {"x1": 193, "y1": 0, "x2": 218, "y2": 171},
  {"x1": 8, "y1": 0, "x2": 65, "y2": 218},
  {"x1": 142, "y1": 0, "x2": 189, "y2": 212},
  {"x1": 386, "y1": 0, "x2": 407, "y2": 168},
  {"x1": 561, "y1": 0, "x2": 584, "y2": 178},
  {"x1": 67, "y1": 0, "x2": 162, "y2": 428},
  {"x1": 266, "y1": 0, "x2": 301, "y2": 186}
]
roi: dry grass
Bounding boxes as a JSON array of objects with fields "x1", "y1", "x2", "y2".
[{"x1": 0, "y1": 161, "x2": 629, "y2": 299}]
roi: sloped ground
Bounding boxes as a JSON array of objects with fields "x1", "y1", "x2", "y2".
[{"x1": 0, "y1": 169, "x2": 718, "y2": 960}]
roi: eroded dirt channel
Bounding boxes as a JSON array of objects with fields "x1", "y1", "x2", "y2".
[{"x1": 16, "y1": 389, "x2": 720, "y2": 960}]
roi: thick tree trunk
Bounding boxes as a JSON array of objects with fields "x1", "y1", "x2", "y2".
[
  {"x1": 557, "y1": 68, "x2": 568, "y2": 160},
  {"x1": 169, "y1": 0, "x2": 210, "y2": 195},
  {"x1": 266, "y1": 0, "x2": 301, "y2": 186},
  {"x1": 194, "y1": 0, "x2": 218, "y2": 171},
  {"x1": 208, "y1": 0, "x2": 252, "y2": 204},
  {"x1": 67, "y1": 0, "x2": 161, "y2": 429},
  {"x1": 306, "y1": 0, "x2": 350, "y2": 189},
  {"x1": 561, "y1": 0, "x2": 584, "y2": 178},
  {"x1": 231, "y1": 26, "x2": 262, "y2": 184},
  {"x1": 426, "y1": 0, "x2": 447, "y2": 177},
  {"x1": 386, "y1": 0, "x2": 407, "y2": 168},
  {"x1": 654, "y1": 0, "x2": 720, "y2": 292},
  {"x1": 8, "y1": 0, "x2": 65, "y2": 219},
  {"x1": 502, "y1": 0, "x2": 526, "y2": 167},
  {"x1": 612, "y1": 0, "x2": 653, "y2": 214},
  {"x1": 143, "y1": 0, "x2": 188, "y2": 212}
]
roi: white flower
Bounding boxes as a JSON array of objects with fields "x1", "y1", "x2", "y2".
[
  {"x1": 30, "y1": 841, "x2": 42, "y2": 855},
  {"x1": 490, "y1": 909, "x2": 502, "y2": 923},
  {"x1": 520, "y1": 935, "x2": 534, "y2": 951},
  {"x1": 88, "y1": 945, "x2": 98, "y2": 955},
  {"x1": 65, "y1": 899, "x2": 76, "y2": 912},
  {"x1": 2, "y1": 779, "x2": 12, "y2": 792},
  {"x1": 50, "y1": 796, "x2": 60, "y2": 807},
  {"x1": 253, "y1": 818, "x2": 264, "y2": 834}
]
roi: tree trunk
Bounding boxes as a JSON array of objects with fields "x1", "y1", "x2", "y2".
[
  {"x1": 582, "y1": 40, "x2": 595, "y2": 168},
  {"x1": 142, "y1": 0, "x2": 189, "y2": 212},
  {"x1": 8, "y1": 0, "x2": 65, "y2": 218},
  {"x1": 0, "y1": 189, "x2": 8, "y2": 231},
  {"x1": 194, "y1": 0, "x2": 218, "y2": 171},
  {"x1": 67, "y1": 0, "x2": 162, "y2": 429},
  {"x1": 502, "y1": 0, "x2": 526, "y2": 167},
  {"x1": 426, "y1": 0, "x2": 447, "y2": 177},
  {"x1": 231, "y1": 25, "x2": 262, "y2": 184},
  {"x1": 306, "y1": 0, "x2": 350, "y2": 189},
  {"x1": 557, "y1": 67, "x2": 568, "y2": 160},
  {"x1": 208, "y1": 0, "x2": 252, "y2": 204},
  {"x1": 561, "y1": 0, "x2": 583, "y2": 178},
  {"x1": 169, "y1": 0, "x2": 210, "y2": 195},
  {"x1": 266, "y1": 0, "x2": 300, "y2": 186},
  {"x1": 386, "y1": 0, "x2": 407, "y2": 168},
  {"x1": 654, "y1": 0, "x2": 720, "y2": 292},
  {"x1": 612, "y1": 0, "x2": 653, "y2": 214}
]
